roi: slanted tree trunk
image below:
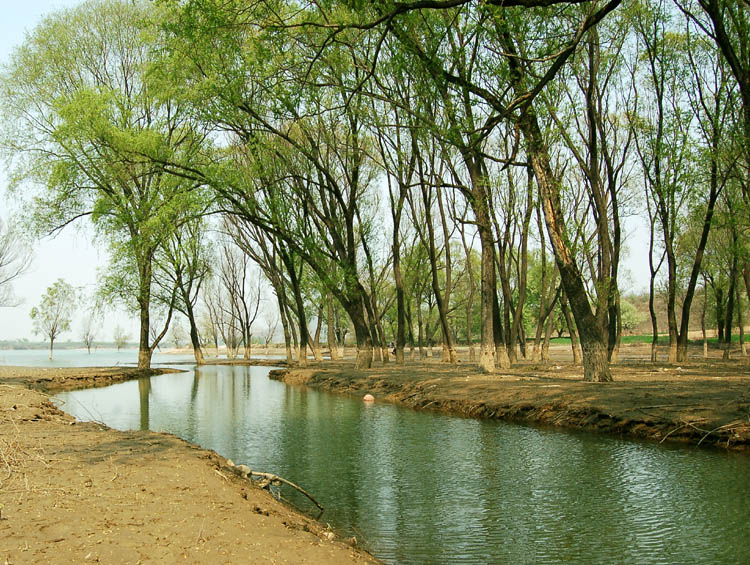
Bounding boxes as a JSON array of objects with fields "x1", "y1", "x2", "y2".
[
  {"x1": 186, "y1": 307, "x2": 204, "y2": 365},
  {"x1": 519, "y1": 108, "x2": 611, "y2": 382},
  {"x1": 676, "y1": 92, "x2": 724, "y2": 362}
]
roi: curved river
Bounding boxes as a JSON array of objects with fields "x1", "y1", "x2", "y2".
[{"x1": 53, "y1": 364, "x2": 750, "y2": 564}]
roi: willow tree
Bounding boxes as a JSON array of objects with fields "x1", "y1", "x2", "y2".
[
  {"x1": 317, "y1": 0, "x2": 621, "y2": 381},
  {"x1": 161, "y1": 0, "x2": 386, "y2": 368},
  {"x1": 0, "y1": 0, "x2": 206, "y2": 368},
  {"x1": 679, "y1": 0, "x2": 750, "y2": 323}
]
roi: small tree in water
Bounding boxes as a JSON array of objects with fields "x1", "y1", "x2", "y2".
[{"x1": 30, "y1": 279, "x2": 76, "y2": 360}]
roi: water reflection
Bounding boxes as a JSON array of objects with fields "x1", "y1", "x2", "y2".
[
  {"x1": 54, "y1": 365, "x2": 750, "y2": 564},
  {"x1": 138, "y1": 377, "x2": 150, "y2": 430}
]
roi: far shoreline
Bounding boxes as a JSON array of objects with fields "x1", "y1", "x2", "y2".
[{"x1": 268, "y1": 343, "x2": 750, "y2": 452}]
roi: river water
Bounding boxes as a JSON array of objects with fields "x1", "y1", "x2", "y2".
[{"x1": 41, "y1": 361, "x2": 750, "y2": 564}]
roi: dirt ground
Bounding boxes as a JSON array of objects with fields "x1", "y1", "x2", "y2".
[
  {"x1": 0, "y1": 366, "x2": 376, "y2": 565},
  {"x1": 272, "y1": 342, "x2": 750, "y2": 451}
]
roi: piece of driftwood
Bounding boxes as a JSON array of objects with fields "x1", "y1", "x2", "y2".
[
  {"x1": 250, "y1": 471, "x2": 324, "y2": 512},
  {"x1": 226, "y1": 462, "x2": 323, "y2": 511}
]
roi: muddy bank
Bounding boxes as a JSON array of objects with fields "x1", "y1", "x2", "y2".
[
  {"x1": 0, "y1": 365, "x2": 182, "y2": 393},
  {"x1": 270, "y1": 351, "x2": 750, "y2": 451},
  {"x1": 0, "y1": 366, "x2": 375, "y2": 564}
]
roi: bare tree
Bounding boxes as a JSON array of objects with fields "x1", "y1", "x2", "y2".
[
  {"x1": 80, "y1": 306, "x2": 100, "y2": 354},
  {"x1": 218, "y1": 241, "x2": 262, "y2": 360},
  {"x1": 261, "y1": 309, "x2": 279, "y2": 351},
  {"x1": 170, "y1": 321, "x2": 187, "y2": 349},
  {"x1": 113, "y1": 325, "x2": 130, "y2": 352},
  {"x1": 0, "y1": 219, "x2": 31, "y2": 307}
]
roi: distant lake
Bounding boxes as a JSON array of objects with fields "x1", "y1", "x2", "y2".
[{"x1": 0, "y1": 348, "x2": 281, "y2": 367}]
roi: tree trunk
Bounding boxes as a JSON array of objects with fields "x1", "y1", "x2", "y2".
[
  {"x1": 736, "y1": 284, "x2": 746, "y2": 357},
  {"x1": 542, "y1": 303, "x2": 555, "y2": 362},
  {"x1": 458, "y1": 216, "x2": 477, "y2": 363},
  {"x1": 648, "y1": 223, "x2": 661, "y2": 363},
  {"x1": 724, "y1": 268, "x2": 738, "y2": 361},
  {"x1": 477, "y1": 205, "x2": 497, "y2": 372},
  {"x1": 520, "y1": 111, "x2": 611, "y2": 382},
  {"x1": 435, "y1": 186, "x2": 457, "y2": 364},
  {"x1": 183, "y1": 293, "x2": 204, "y2": 365},
  {"x1": 417, "y1": 300, "x2": 426, "y2": 360},
  {"x1": 393, "y1": 238, "x2": 406, "y2": 365},
  {"x1": 716, "y1": 287, "x2": 726, "y2": 343},
  {"x1": 279, "y1": 296, "x2": 294, "y2": 364},
  {"x1": 609, "y1": 294, "x2": 621, "y2": 364},
  {"x1": 326, "y1": 293, "x2": 340, "y2": 361},
  {"x1": 353, "y1": 318, "x2": 373, "y2": 369},
  {"x1": 48, "y1": 337, "x2": 54, "y2": 361},
  {"x1": 137, "y1": 260, "x2": 152, "y2": 370},
  {"x1": 462, "y1": 157, "x2": 497, "y2": 373},
  {"x1": 702, "y1": 277, "x2": 709, "y2": 358},
  {"x1": 493, "y1": 289, "x2": 511, "y2": 369},
  {"x1": 311, "y1": 305, "x2": 324, "y2": 361},
  {"x1": 560, "y1": 289, "x2": 582, "y2": 365},
  {"x1": 676, "y1": 116, "x2": 723, "y2": 362}
]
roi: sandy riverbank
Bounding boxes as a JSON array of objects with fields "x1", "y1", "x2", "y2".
[
  {"x1": 0, "y1": 366, "x2": 376, "y2": 564},
  {"x1": 270, "y1": 343, "x2": 750, "y2": 451}
]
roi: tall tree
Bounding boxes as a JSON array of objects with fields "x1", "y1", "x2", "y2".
[{"x1": 1, "y1": 0, "x2": 206, "y2": 369}]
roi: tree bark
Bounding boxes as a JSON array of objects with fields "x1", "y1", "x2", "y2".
[
  {"x1": 137, "y1": 256, "x2": 153, "y2": 370},
  {"x1": 326, "y1": 293, "x2": 340, "y2": 361},
  {"x1": 560, "y1": 291, "x2": 582, "y2": 365},
  {"x1": 521, "y1": 112, "x2": 611, "y2": 382},
  {"x1": 311, "y1": 304, "x2": 324, "y2": 361}
]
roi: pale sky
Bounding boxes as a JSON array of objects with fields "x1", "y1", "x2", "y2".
[{"x1": 0, "y1": 0, "x2": 652, "y2": 342}]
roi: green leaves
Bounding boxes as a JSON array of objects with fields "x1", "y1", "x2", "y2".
[{"x1": 30, "y1": 278, "x2": 77, "y2": 342}]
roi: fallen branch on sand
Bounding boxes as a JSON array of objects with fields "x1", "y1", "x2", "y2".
[
  {"x1": 659, "y1": 418, "x2": 708, "y2": 444},
  {"x1": 697, "y1": 420, "x2": 747, "y2": 446},
  {"x1": 225, "y1": 462, "x2": 323, "y2": 511},
  {"x1": 251, "y1": 471, "x2": 324, "y2": 511}
]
